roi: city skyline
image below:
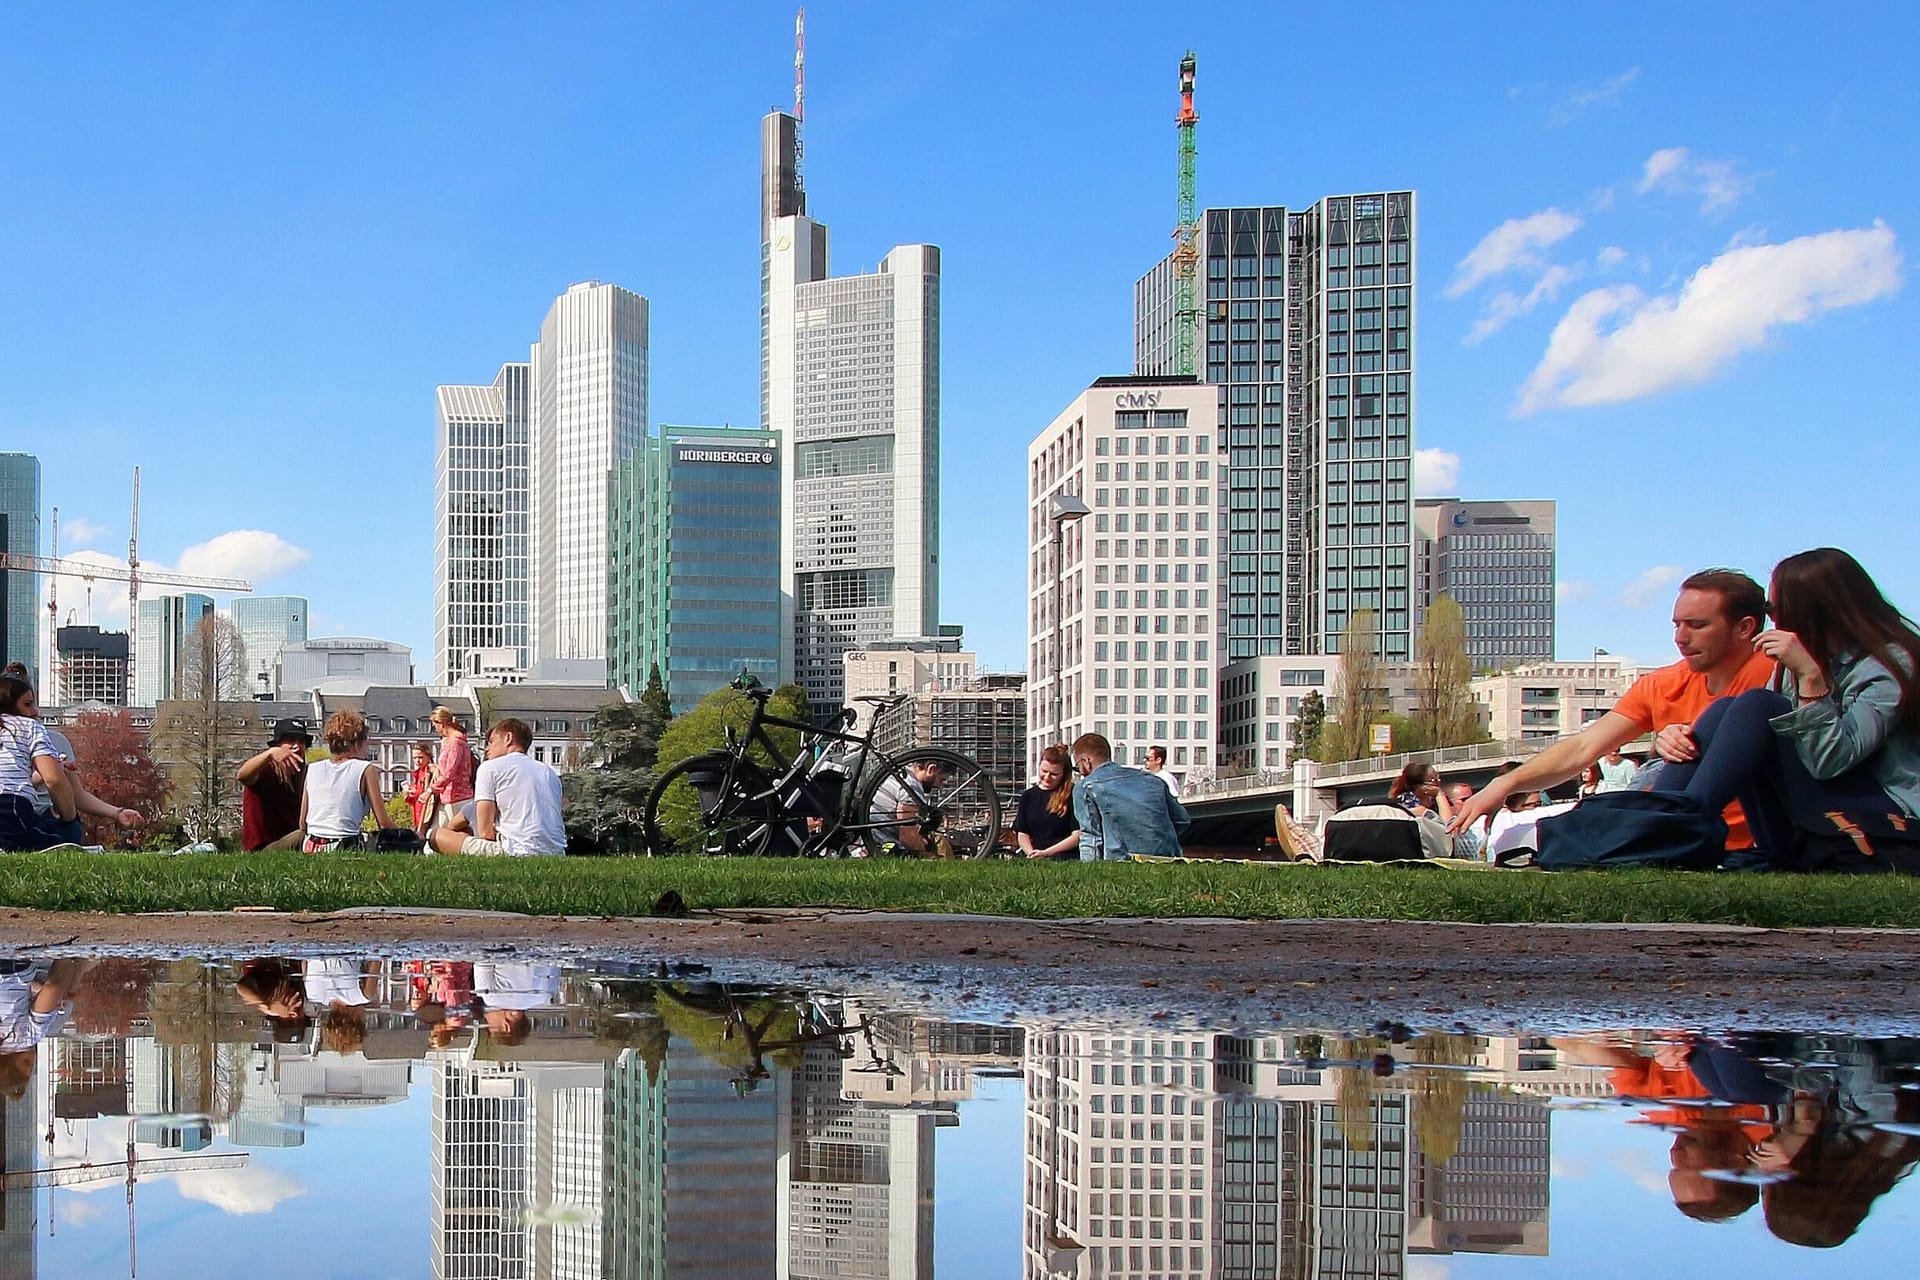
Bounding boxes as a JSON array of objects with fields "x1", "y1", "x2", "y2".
[{"x1": 5, "y1": 4, "x2": 1916, "y2": 679}]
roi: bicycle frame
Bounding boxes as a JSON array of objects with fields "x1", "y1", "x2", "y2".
[{"x1": 714, "y1": 691, "x2": 920, "y2": 854}]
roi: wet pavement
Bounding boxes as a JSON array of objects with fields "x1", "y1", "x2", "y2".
[{"x1": 0, "y1": 950, "x2": 1915, "y2": 1277}]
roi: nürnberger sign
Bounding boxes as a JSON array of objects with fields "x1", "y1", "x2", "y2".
[{"x1": 676, "y1": 448, "x2": 775, "y2": 465}]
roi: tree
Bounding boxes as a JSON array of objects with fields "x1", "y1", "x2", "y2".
[
  {"x1": 1322, "y1": 610, "x2": 1386, "y2": 762},
  {"x1": 152, "y1": 614, "x2": 255, "y2": 843},
  {"x1": 638, "y1": 663, "x2": 674, "y2": 743},
  {"x1": 655, "y1": 683, "x2": 812, "y2": 774},
  {"x1": 61, "y1": 708, "x2": 168, "y2": 844},
  {"x1": 1292, "y1": 690, "x2": 1327, "y2": 763},
  {"x1": 1414, "y1": 595, "x2": 1487, "y2": 750},
  {"x1": 562, "y1": 694, "x2": 669, "y2": 852}
]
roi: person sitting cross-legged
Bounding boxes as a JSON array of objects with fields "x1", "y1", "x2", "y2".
[
  {"x1": 1071, "y1": 733, "x2": 1190, "y2": 861},
  {"x1": 430, "y1": 718, "x2": 566, "y2": 857}
]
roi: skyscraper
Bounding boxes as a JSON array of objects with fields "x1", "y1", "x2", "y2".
[
  {"x1": 135, "y1": 592, "x2": 214, "y2": 705},
  {"x1": 531, "y1": 282, "x2": 649, "y2": 666},
  {"x1": 761, "y1": 111, "x2": 941, "y2": 709},
  {"x1": 228, "y1": 595, "x2": 308, "y2": 699},
  {"x1": 1415, "y1": 498, "x2": 1556, "y2": 671},
  {"x1": 435, "y1": 362, "x2": 531, "y2": 683},
  {"x1": 0, "y1": 452, "x2": 40, "y2": 686},
  {"x1": 607, "y1": 427, "x2": 782, "y2": 712},
  {"x1": 1137, "y1": 196, "x2": 1418, "y2": 663}
]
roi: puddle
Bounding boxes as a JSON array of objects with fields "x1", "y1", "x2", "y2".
[{"x1": 1, "y1": 953, "x2": 1915, "y2": 1276}]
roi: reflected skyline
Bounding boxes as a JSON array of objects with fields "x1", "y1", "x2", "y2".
[{"x1": 1, "y1": 957, "x2": 1916, "y2": 1277}]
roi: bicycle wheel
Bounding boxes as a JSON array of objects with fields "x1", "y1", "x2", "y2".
[
  {"x1": 642, "y1": 753, "x2": 805, "y2": 857},
  {"x1": 853, "y1": 747, "x2": 1002, "y2": 859}
]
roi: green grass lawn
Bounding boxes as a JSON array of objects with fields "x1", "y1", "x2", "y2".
[{"x1": 0, "y1": 852, "x2": 1917, "y2": 928}]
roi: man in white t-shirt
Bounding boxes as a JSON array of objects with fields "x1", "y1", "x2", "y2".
[
  {"x1": 1144, "y1": 745, "x2": 1183, "y2": 799},
  {"x1": 429, "y1": 718, "x2": 566, "y2": 857}
]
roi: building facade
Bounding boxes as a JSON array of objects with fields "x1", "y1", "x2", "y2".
[
  {"x1": 607, "y1": 427, "x2": 782, "y2": 713},
  {"x1": 762, "y1": 111, "x2": 941, "y2": 710},
  {"x1": 871, "y1": 673, "x2": 1028, "y2": 806},
  {"x1": 54, "y1": 624, "x2": 130, "y2": 705},
  {"x1": 275, "y1": 635, "x2": 413, "y2": 698},
  {"x1": 228, "y1": 595, "x2": 308, "y2": 700},
  {"x1": 1471, "y1": 657, "x2": 1635, "y2": 742},
  {"x1": 532, "y1": 282, "x2": 649, "y2": 667},
  {"x1": 1027, "y1": 377, "x2": 1223, "y2": 775},
  {"x1": 435, "y1": 362, "x2": 531, "y2": 683},
  {"x1": 1415, "y1": 498, "x2": 1556, "y2": 671},
  {"x1": 0, "y1": 452, "x2": 39, "y2": 686},
  {"x1": 841, "y1": 636, "x2": 973, "y2": 732},
  {"x1": 1218, "y1": 656, "x2": 1427, "y2": 772},
  {"x1": 1136, "y1": 197, "x2": 1419, "y2": 665},
  {"x1": 134, "y1": 592, "x2": 214, "y2": 706}
]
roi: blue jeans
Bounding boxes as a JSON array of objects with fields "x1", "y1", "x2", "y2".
[{"x1": 1654, "y1": 690, "x2": 1917, "y2": 871}]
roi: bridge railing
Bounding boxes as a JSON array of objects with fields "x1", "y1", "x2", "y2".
[{"x1": 1311, "y1": 734, "x2": 1576, "y2": 783}]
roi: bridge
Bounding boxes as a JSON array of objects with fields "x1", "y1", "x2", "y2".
[{"x1": 1179, "y1": 734, "x2": 1606, "y2": 848}]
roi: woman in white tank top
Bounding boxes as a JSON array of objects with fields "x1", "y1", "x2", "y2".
[{"x1": 300, "y1": 710, "x2": 394, "y2": 851}]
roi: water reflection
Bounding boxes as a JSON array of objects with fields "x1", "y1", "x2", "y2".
[{"x1": 0, "y1": 954, "x2": 1913, "y2": 1277}]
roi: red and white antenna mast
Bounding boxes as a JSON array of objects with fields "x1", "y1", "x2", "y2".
[{"x1": 793, "y1": 8, "x2": 806, "y2": 196}]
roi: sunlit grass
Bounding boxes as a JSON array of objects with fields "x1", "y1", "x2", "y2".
[{"x1": 0, "y1": 852, "x2": 1916, "y2": 928}]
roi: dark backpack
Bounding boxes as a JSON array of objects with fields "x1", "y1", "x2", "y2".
[{"x1": 1535, "y1": 791, "x2": 1727, "y2": 871}]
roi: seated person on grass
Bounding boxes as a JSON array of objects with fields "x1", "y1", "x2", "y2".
[
  {"x1": 1071, "y1": 733, "x2": 1190, "y2": 861},
  {"x1": 429, "y1": 718, "x2": 566, "y2": 857},
  {"x1": 1452, "y1": 568, "x2": 1776, "y2": 863}
]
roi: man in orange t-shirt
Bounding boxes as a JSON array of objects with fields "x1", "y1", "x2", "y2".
[{"x1": 1453, "y1": 569, "x2": 1776, "y2": 852}]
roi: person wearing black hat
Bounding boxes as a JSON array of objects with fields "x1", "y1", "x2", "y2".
[{"x1": 237, "y1": 719, "x2": 311, "y2": 851}]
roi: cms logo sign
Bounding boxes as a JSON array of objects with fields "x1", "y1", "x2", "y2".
[{"x1": 1113, "y1": 391, "x2": 1162, "y2": 409}]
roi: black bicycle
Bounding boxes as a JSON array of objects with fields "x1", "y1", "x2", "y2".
[{"x1": 640, "y1": 676, "x2": 1002, "y2": 858}]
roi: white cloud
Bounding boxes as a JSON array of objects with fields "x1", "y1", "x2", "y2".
[
  {"x1": 1465, "y1": 264, "x2": 1575, "y2": 344},
  {"x1": 60, "y1": 516, "x2": 106, "y2": 547},
  {"x1": 1516, "y1": 223, "x2": 1902, "y2": 415},
  {"x1": 1405, "y1": 1259, "x2": 1453, "y2": 1280},
  {"x1": 1595, "y1": 245, "x2": 1629, "y2": 268},
  {"x1": 1447, "y1": 208, "x2": 1583, "y2": 297},
  {"x1": 39, "y1": 530, "x2": 311, "y2": 628},
  {"x1": 1619, "y1": 566, "x2": 1685, "y2": 609},
  {"x1": 1549, "y1": 67, "x2": 1640, "y2": 125},
  {"x1": 173, "y1": 1166, "x2": 305, "y2": 1215},
  {"x1": 1556, "y1": 581, "x2": 1594, "y2": 605},
  {"x1": 1638, "y1": 146, "x2": 1753, "y2": 212},
  {"x1": 1413, "y1": 448, "x2": 1460, "y2": 497}
]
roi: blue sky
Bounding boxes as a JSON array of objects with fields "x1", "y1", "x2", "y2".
[{"x1": 3, "y1": 1, "x2": 1915, "y2": 677}]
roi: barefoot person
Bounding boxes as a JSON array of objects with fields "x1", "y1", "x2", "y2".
[
  {"x1": 429, "y1": 718, "x2": 565, "y2": 857},
  {"x1": 1451, "y1": 569, "x2": 1777, "y2": 861}
]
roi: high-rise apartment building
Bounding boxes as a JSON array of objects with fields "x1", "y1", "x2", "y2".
[
  {"x1": 228, "y1": 595, "x2": 308, "y2": 699},
  {"x1": 435, "y1": 362, "x2": 531, "y2": 683},
  {"x1": 607, "y1": 427, "x2": 782, "y2": 712},
  {"x1": 1415, "y1": 498, "x2": 1556, "y2": 671},
  {"x1": 1027, "y1": 377, "x2": 1223, "y2": 773},
  {"x1": 532, "y1": 282, "x2": 649, "y2": 666},
  {"x1": 135, "y1": 593, "x2": 214, "y2": 706},
  {"x1": 1136, "y1": 196, "x2": 1418, "y2": 664},
  {"x1": 54, "y1": 624, "x2": 130, "y2": 705},
  {"x1": 761, "y1": 111, "x2": 941, "y2": 709},
  {"x1": 0, "y1": 453, "x2": 40, "y2": 687}
]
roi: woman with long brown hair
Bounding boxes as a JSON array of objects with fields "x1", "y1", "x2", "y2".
[
  {"x1": 1014, "y1": 744, "x2": 1081, "y2": 860},
  {"x1": 1651, "y1": 548, "x2": 1920, "y2": 871}
]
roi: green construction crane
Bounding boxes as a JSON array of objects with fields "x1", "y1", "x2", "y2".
[{"x1": 1173, "y1": 50, "x2": 1199, "y2": 378}]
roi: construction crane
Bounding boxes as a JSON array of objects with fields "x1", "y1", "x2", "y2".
[
  {"x1": 1172, "y1": 51, "x2": 1200, "y2": 378},
  {"x1": 793, "y1": 8, "x2": 807, "y2": 197}
]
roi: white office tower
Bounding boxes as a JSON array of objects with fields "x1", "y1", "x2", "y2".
[
  {"x1": 435, "y1": 362, "x2": 531, "y2": 683},
  {"x1": 530, "y1": 282, "x2": 649, "y2": 665},
  {"x1": 761, "y1": 111, "x2": 941, "y2": 709},
  {"x1": 1027, "y1": 378, "x2": 1223, "y2": 775}
]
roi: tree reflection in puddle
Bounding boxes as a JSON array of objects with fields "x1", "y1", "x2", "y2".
[{"x1": 0, "y1": 953, "x2": 1915, "y2": 1277}]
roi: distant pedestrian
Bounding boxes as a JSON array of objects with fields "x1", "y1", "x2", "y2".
[
  {"x1": 1071, "y1": 733, "x2": 1190, "y2": 861},
  {"x1": 300, "y1": 710, "x2": 393, "y2": 852},
  {"x1": 1597, "y1": 747, "x2": 1638, "y2": 792},
  {"x1": 238, "y1": 719, "x2": 311, "y2": 851},
  {"x1": 403, "y1": 741, "x2": 435, "y2": 833},
  {"x1": 428, "y1": 707, "x2": 476, "y2": 831},
  {"x1": 1014, "y1": 745, "x2": 1081, "y2": 860},
  {"x1": 1143, "y1": 745, "x2": 1184, "y2": 799}
]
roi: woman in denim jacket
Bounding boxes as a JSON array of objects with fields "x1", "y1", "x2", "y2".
[{"x1": 1651, "y1": 548, "x2": 1920, "y2": 871}]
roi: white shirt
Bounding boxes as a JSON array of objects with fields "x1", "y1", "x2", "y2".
[
  {"x1": 303, "y1": 958, "x2": 371, "y2": 1007},
  {"x1": 474, "y1": 963, "x2": 561, "y2": 1010},
  {"x1": 0, "y1": 716, "x2": 57, "y2": 800},
  {"x1": 304, "y1": 758, "x2": 374, "y2": 839},
  {"x1": 475, "y1": 752, "x2": 566, "y2": 856},
  {"x1": 1149, "y1": 767, "x2": 1184, "y2": 799},
  {"x1": 1597, "y1": 757, "x2": 1638, "y2": 792},
  {"x1": 29, "y1": 727, "x2": 74, "y2": 816},
  {"x1": 0, "y1": 971, "x2": 69, "y2": 1052}
]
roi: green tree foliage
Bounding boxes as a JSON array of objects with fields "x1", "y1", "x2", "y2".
[
  {"x1": 1292, "y1": 690, "x2": 1327, "y2": 762},
  {"x1": 638, "y1": 664, "x2": 673, "y2": 742},
  {"x1": 1321, "y1": 610, "x2": 1385, "y2": 763},
  {"x1": 1415, "y1": 595, "x2": 1488, "y2": 750},
  {"x1": 562, "y1": 693, "x2": 670, "y2": 853},
  {"x1": 655, "y1": 683, "x2": 812, "y2": 774}
]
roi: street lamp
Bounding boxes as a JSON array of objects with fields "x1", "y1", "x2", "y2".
[{"x1": 1047, "y1": 491, "x2": 1091, "y2": 749}]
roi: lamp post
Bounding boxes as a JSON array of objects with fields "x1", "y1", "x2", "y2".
[{"x1": 1047, "y1": 492, "x2": 1091, "y2": 750}]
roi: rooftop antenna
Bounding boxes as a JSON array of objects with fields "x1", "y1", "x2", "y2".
[{"x1": 793, "y1": 8, "x2": 807, "y2": 197}]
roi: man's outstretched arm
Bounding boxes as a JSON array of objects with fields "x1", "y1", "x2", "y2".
[{"x1": 1450, "y1": 711, "x2": 1643, "y2": 834}]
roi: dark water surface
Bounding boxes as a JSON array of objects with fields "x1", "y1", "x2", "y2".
[{"x1": 0, "y1": 953, "x2": 1915, "y2": 1278}]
